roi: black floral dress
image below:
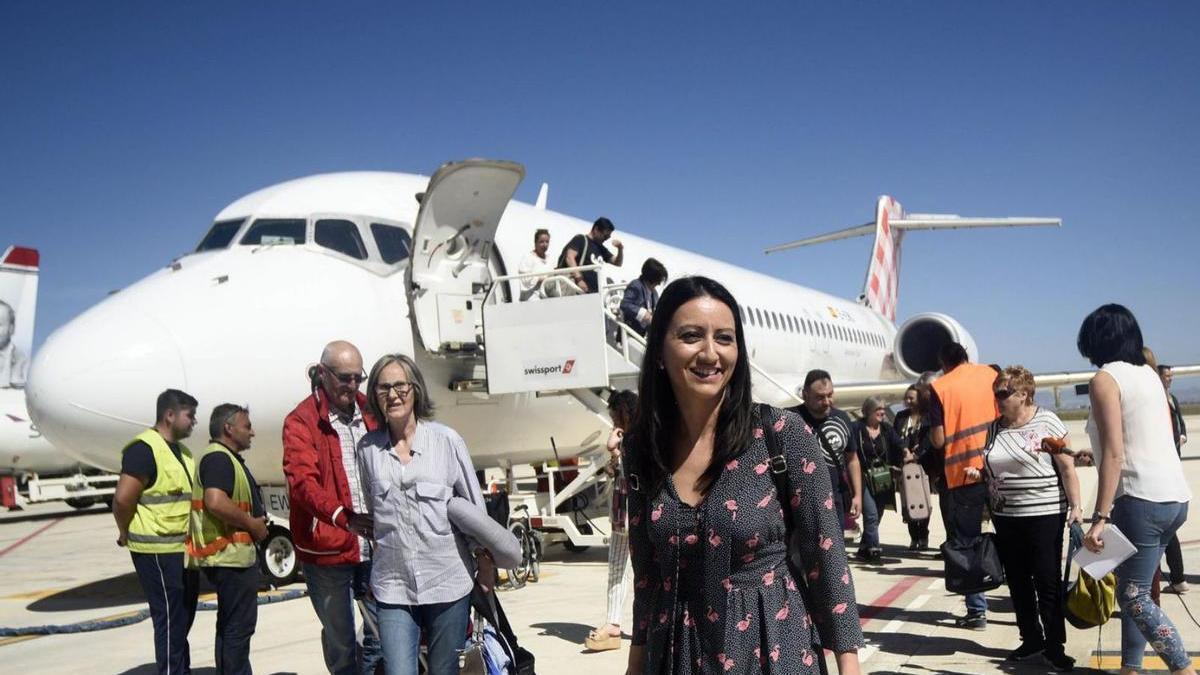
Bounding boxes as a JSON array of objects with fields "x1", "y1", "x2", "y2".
[{"x1": 627, "y1": 407, "x2": 865, "y2": 674}]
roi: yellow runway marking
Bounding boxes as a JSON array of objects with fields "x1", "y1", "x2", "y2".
[{"x1": 1091, "y1": 654, "x2": 1200, "y2": 671}]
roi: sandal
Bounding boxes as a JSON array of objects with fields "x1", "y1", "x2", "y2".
[{"x1": 584, "y1": 628, "x2": 622, "y2": 651}]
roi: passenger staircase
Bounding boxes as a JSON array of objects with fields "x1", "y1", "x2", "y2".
[{"x1": 405, "y1": 159, "x2": 802, "y2": 551}]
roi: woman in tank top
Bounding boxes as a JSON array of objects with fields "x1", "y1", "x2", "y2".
[{"x1": 1078, "y1": 304, "x2": 1193, "y2": 675}]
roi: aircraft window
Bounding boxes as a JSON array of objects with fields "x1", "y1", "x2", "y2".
[
  {"x1": 241, "y1": 219, "x2": 306, "y2": 246},
  {"x1": 315, "y1": 219, "x2": 368, "y2": 260},
  {"x1": 788, "y1": 315, "x2": 796, "y2": 333},
  {"x1": 371, "y1": 223, "x2": 412, "y2": 264},
  {"x1": 196, "y1": 219, "x2": 244, "y2": 252},
  {"x1": 754, "y1": 308, "x2": 763, "y2": 326},
  {"x1": 771, "y1": 312, "x2": 780, "y2": 330}
]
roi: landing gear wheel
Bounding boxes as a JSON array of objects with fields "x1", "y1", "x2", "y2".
[
  {"x1": 564, "y1": 522, "x2": 593, "y2": 553},
  {"x1": 65, "y1": 497, "x2": 96, "y2": 510},
  {"x1": 259, "y1": 526, "x2": 298, "y2": 588}
]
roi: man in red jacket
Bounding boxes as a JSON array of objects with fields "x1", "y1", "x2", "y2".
[{"x1": 283, "y1": 340, "x2": 382, "y2": 675}]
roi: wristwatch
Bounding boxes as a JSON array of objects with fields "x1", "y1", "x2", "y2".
[{"x1": 1091, "y1": 511, "x2": 1110, "y2": 522}]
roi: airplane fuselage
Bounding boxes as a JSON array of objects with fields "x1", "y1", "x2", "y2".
[{"x1": 27, "y1": 171, "x2": 901, "y2": 485}]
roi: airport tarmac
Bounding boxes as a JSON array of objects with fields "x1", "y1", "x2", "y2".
[{"x1": 3, "y1": 417, "x2": 1200, "y2": 674}]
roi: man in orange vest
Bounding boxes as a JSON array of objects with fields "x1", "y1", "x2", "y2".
[{"x1": 929, "y1": 343, "x2": 999, "y2": 630}]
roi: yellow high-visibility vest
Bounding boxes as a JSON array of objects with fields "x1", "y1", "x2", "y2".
[
  {"x1": 123, "y1": 429, "x2": 195, "y2": 554},
  {"x1": 187, "y1": 442, "x2": 257, "y2": 568}
]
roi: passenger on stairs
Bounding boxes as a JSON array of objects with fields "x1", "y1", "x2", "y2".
[{"x1": 619, "y1": 258, "x2": 667, "y2": 337}]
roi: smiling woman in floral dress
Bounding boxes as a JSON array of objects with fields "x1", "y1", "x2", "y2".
[{"x1": 624, "y1": 276, "x2": 864, "y2": 675}]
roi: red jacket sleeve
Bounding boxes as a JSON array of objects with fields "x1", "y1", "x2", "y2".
[{"x1": 282, "y1": 411, "x2": 346, "y2": 527}]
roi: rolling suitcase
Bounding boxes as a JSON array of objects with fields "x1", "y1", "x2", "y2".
[{"x1": 900, "y1": 463, "x2": 931, "y2": 522}]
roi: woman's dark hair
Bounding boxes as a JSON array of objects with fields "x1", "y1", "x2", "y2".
[
  {"x1": 607, "y1": 390, "x2": 639, "y2": 430},
  {"x1": 629, "y1": 276, "x2": 754, "y2": 497},
  {"x1": 1077, "y1": 303, "x2": 1146, "y2": 368}
]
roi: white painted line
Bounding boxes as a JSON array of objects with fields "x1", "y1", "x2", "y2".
[
  {"x1": 859, "y1": 645, "x2": 877, "y2": 662},
  {"x1": 905, "y1": 594, "x2": 930, "y2": 611},
  {"x1": 926, "y1": 578, "x2": 944, "y2": 591},
  {"x1": 881, "y1": 619, "x2": 905, "y2": 633}
]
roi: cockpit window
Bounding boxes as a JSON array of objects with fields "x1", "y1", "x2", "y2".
[
  {"x1": 240, "y1": 219, "x2": 306, "y2": 246},
  {"x1": 195, "y1": 219, "x2": 244, "y2": 252},
  {"x1": 371, "y1": 223, "x2": 411, "y2": 264},
  {"x1": 315, "y1": 219, "x2": 367, "y2": 260}
]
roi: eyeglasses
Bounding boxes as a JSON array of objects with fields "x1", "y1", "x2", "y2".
[
  {"x1": 375, "y1": 381, "x2": 415, "y2": 397},
  {"x1": 325, "y1": 369, "x2": 366, "y2": 386},
  {"x1": 994, "y1": 389, "x2": 1015, "y2": 401}
]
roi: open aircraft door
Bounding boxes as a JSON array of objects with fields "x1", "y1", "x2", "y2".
[{"x1": 407, "y1": 159, "x2": 525, "y2": 355}]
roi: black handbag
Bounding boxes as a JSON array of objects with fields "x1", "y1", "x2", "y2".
[{"x1": 941, "y1": 533, "x2": 1005, "y2": 595}]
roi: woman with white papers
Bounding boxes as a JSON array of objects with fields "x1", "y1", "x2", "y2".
[{"x1": 1078, "y1": 304, "x2": 1194, "y2": 675}]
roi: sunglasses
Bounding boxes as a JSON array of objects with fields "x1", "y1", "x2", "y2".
[{"x1": 994, "y1": 389, "x2": 1015, "y2": 401}]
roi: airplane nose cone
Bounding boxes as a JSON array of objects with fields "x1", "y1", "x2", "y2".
[{"x1": 28, "y1": 307, "x2": 186, "y2": 472}]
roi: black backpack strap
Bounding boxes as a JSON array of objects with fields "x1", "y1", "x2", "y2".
[{"x1": 760, "y1": 404, "x2": 793, "y2": 532}]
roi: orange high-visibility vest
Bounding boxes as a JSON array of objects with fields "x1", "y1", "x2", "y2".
[{"x1": 932, "y1": 363, "x2": 999, "y2": 489}]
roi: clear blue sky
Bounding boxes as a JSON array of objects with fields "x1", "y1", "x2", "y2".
[{"x1": 3, "y1": 2, "x2": 1198, "y2": 374}]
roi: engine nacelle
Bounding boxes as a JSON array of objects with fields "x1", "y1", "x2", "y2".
[{"x1": 892, "y1": 312, "x2": 979, "y2": 379}]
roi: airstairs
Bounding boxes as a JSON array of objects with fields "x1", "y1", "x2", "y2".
[{"x1": 406, "y1": 159, "x2": 802, "y2": 556}]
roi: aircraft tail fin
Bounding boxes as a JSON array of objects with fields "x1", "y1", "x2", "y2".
[
  {"x1": 764, "y1": 197, "x2": 1060, "y2": 322},
  {"x1": 0, "y1": 246, "x2": 40, "y2": 389}
]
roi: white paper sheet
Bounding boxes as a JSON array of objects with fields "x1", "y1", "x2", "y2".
[{"x1": 1072, "y1": 524, "x2": 1136, "y2": 579}]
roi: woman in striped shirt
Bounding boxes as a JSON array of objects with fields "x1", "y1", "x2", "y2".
[{"x1": 984, "y1": 365, "x2": 1082, "y2": 671}]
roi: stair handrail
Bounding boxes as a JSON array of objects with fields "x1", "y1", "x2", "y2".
[{"x1": 482, "y1": 263, "x2": 603, "y2": 304}]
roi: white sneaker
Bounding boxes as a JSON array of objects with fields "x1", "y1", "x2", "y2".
[{"x1": 1166, "y1": 581, "x2": 1190, "y2": 594}]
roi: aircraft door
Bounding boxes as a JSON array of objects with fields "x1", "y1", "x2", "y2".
[{"x1": 408, "y1": 160, "x2": 525, "y2": 355}]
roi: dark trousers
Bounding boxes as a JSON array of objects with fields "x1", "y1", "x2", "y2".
[
  {"x1": 907, "y1": 517, "x2": 930, "y2": 544},
  {"x1": 944, "y1": 482, "x2": 988, "y2": 615},
  {"x1": 993, "y1": 513, "x2": 1067, "y2": 651},
  {"x1": 203, "y1": 565, "x2": 259, "y2": 675},
  {"x1": 1164, "y1": 534, "x2": 1186, "y2": 584},
  {"x1": 131, "y1": 551, "x2": 200, "y2": 675}
]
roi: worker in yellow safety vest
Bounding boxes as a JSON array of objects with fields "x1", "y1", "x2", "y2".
[
  {"x1": 929, "y1": 343, "x2": 1000, "y2": 631},
  {"x1": 113, "y1": 388, "x2": 201, "y2": 675},
  {"x1": 188, "y1": 403, "x2": 269, "y2": 675}
]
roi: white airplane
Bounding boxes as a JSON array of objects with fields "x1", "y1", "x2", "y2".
[
  {"x1": 0, "y1": 246, "x2": 77, "y2": 476},
  {"x1": 1, "y1": 246, "x2": 118, "y2": 509},
  {"x1": 25, "y1": 159, "x2": 1173, "y2": 493}
]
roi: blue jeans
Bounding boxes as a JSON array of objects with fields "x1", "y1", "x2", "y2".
[
  {"x1": 858, "y1": 487, "x2": 881, "y2": 552},
  {"x1": 377, "y1": 593, "x2": 471, "y2": 675},
  {"x1": 1110, "y1": 496, "x2": 1190, "y2": 671},
  {"x1": 303, "y1": 561, "x2": 383, "y2": 675}
]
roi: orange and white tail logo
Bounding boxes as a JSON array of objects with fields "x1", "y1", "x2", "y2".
[{"x1": 863, "y1": 197, "x2": 905, "y2": 323}]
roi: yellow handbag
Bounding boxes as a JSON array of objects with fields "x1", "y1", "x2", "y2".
[{"x1": 1063, "y1": 523, "x2": 1117, "y2": 629}]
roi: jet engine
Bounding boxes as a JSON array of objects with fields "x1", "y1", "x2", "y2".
[{"x1": 892, "y1": 312, "x2": 979, "y2": 378}]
